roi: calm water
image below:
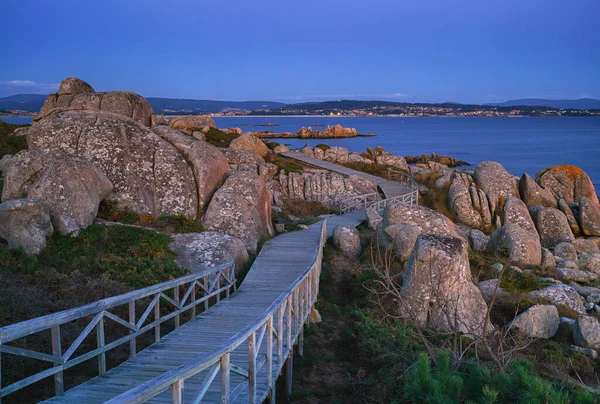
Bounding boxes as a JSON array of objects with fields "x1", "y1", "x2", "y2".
[
  {"x1": 215, "y1": 116, "x2": 600, "y2": 189},
  {"x1": 4, "y1": 115, "x2": 599, "y2": 188}
]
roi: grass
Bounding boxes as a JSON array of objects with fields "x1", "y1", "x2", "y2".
[
  {"x1": 97, "y1": 201, "x2": 205, "y2": 234},
  {"x1": 204, "y1": 127, "x2": 240, "y2": 147},
  {"x1": 343, "y1": 161, "x2": 407, "y2": 179},
  {"x1": 265, "y1": 153, "x2": 306, "y2": 174},
  {"x1": 421, "y1": 183, "x2": 455, "y2": 221}
]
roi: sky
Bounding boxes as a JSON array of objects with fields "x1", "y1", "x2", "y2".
[{"x1": 0, "y1": 0, "x2": 599, "y2": 103}]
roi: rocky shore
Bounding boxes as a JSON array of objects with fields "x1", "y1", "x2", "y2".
[{"x1": 250, "y1": 124, "x2": 375, "y2": 139}]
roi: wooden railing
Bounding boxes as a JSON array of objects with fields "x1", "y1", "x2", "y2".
[
  {"x1": 370, "y1": 192, "x2": 418, "y2": 213},
  {"x1": 104, "y1": 220, "x2": 327, "y2": 404},
  {"x1": 337, "y1": 192, "x2": 380, "y2": 214},
  {"x1": 0, "y1": 261, "x2": 236, "y2": 401}
]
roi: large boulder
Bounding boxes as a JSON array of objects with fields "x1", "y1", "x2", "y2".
[
  {"x1": 579, "y1": 254, "x2": 600, "y2": 274},
  {"x1": 487, "y1": 224, "x2": 541, "y2": 267},
  {"x1": 58, "y1": 77, "x2": 95, "y2": 95},
  {"x1": 554, "y1": 242, "x2": 578, "y2": 262},
  {"x1": 573, "y1": 316, "x2": 600, "y2": 350},
  {"x1": 26, "y1": 110, "x2": 199, "y2": 218},
  {"x1": 169, "y1": 115, "x2": 216, "y2": 132},
  {"x1": 531, "y1": 207, "x2": 575, "y2": 249},
  {"x1": 375, "y1": 154, "x2": 409, "y2": 171},
  {"x1": 503, "y1": 197, "x2": 536, "y2": 233},
  {"x1": 220, "y1": 148, "x2": 265, "y2": 164},
  {"x1": 229, "y1": 133, "x2": 269, "y2": 158},
  {"x1": 474, "y1": 161, "x2": 519, "y2": 200},
  {"x1": 332, "y1": 225, "x2": 362, "y2": 259},
  {"x1": 39, "y1": 78, "x2": 154, "y2": 127},
  {"x1": 510, "y1": 305, "x2": 559, "y2": 339},
  {"x1": 536, "y1": 165, "x2": 599, "y2": 205},
  {"x1": 202, "y1": 172, "x2": 274, "y2": 253},
  {"x1": 384, "y1": 224, "x2": 421, "y2": 262},
  {"x1": 519, "y1": 173, "x2": 556, "y2": 208},
  {"x1": 580, "y1": 197, "x2": 600, "y2": 236},
  {"x1": 558, "y1": 198, "x2": 580, "y2": 235},
  {"x1": 448, "y1": 173, "x2": 493, "y2": 230},
  {"x1": 324, "y1": 147, "x2": 349, "y2": 164},
  {"x1": 382, "y1": 203, "x2": 458, "y2": 238},
  {"x1": 530, "y1": 284, "x2": 586, "y2": 316},
  {"x1": 0, "y1": 198, "x2": 53, "y2": 255},
  {"x1": 401, "y1": 234, "x2": 490, "y2": 337},
  {"x1": 0, "y1": 150, "x2": 113, "y2": 227},
  {"x1": 169, "y1": 232, "x2": 249, "y2": 277},
  {"x1": 184, "y1": 142, "x2": 230, "y2": 210}
]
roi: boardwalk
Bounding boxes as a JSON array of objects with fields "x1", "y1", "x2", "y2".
[
  {"x1": 282, "y1": 151, "x2": 412, "y2": 199},
  {"x1": 1, "y1": 155, "x2": 417, "y2": 404}
]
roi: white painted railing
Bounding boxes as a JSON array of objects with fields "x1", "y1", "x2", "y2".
[
  {"x1": 0, "y1": 261, "x2": 236, "y2": 401},
  {"x1": 105, "y1": 221, "x2": 326, "y2": 404}
]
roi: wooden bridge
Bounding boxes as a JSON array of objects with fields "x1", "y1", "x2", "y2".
[{"x1": 0, "y1": 154, "x2": 418, "y2": 404}]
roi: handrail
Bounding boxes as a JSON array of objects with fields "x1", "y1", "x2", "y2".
[
  {"x1": 0, "y1": 260, "x2": 236, "y2": 400},
  {"x1": 337, "y1": 192, "x2": 380, "y2": 214},
  {"x1": 105, "y1": 220, "x2": 327, "y2": 404},
  {"x1": 387, "y1": 168, "x2": 419, "y2": 191}
]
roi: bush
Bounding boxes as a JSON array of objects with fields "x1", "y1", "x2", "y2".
[
  {"x1": 204, "y1": 127, "x2": 239, "y2": 147},
  {"x1": 97, "y1": 200, "x2": 140, "y2": 224},
  {"x1": 0, "y1": 119, "x2": 28, "y2": 160},
  {"x1": 315, "y1": 143, "x2": 331, "y2": 151},
  {"x1": 0, "y1": 224, "x2": 186, "y2": 289}
]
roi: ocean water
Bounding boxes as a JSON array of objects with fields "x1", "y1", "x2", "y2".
[
  {"x1": 3, "y1": 115, "x2": 599, "y2": 188},
  {"x1": 215, "y1": 116, "x2": 600, "y2": 189}
]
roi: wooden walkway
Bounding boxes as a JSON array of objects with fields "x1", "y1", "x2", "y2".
[
  {"x1": 282, "y1": 151, "x2": 412, "y2": 199},
  {"x1": 1, "y1": 155, "x2": 418, "y2": 404}
]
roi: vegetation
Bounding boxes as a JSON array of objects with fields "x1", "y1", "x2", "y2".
[
  {"x1": 343, "y1": 161, "x2": 407, "y2": 179},
  {"x1": 266, "y1": 153, "x2": 306, "y2": 174},
  {"x1": 291, "y1": 229, "x2": 599, "y2": 403},
  {"x1": 0, "y1": 119, "x2": 28, "y2": 160},
  {"x1": 204, "y1": 127, "x2": 240, "y2": 147}
]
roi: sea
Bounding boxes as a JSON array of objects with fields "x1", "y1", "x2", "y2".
[{"x1": 3, "y1": 115, "x2": 599, "y2": 189}]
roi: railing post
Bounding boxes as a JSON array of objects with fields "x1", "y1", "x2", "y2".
[
  {"x1": 216, "y1": 276, "x2": 221, "y2": 303},
  {"x1": 51, "y1": 326, "x2": 64, "y2": 396},
  {"x1": 129, "y1": 301, "x2": 136, "y2": 358},
  {"x1": 266, "y1": 316, "x2": 273, "y2": 390},
  {"x1": 221, "y1": 353, "x2": 230, "y2": 404},
  {"x1": 155, "y1": 296, "x2": 161, "y2": 343},
  {"x1": 204, "y1": 276, "x2": 209, "y2": 311},
  {"x1": 277, "y1": 303, "x2": 284, "y2": 366},
  {"x1": 174, "y1": 286, "x2": 180, "y2": 329},
  {"x1": 248, "y1": 331, "x2": 256, "y2": 404},
  {"x1": 97, "y1": 316, "x2": 106, "y2": 376},
  {"x1": 191, "y1": 281, "x2": 197, "y2": 318},
  {"x1": 172, "y1": 379, "x2": 184, "y2": 404}
]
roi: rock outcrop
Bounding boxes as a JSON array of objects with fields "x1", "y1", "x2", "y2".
[
  {"x1": 448, "y1": 172, "x2": 493, "y2": 230},
  {"x1": 510, "y1": 305, "x2": 559, "y2": 339},
  {"x1": 169, "y1": 115, "x2": 216, "y2": 132},
  {"x1": 519, "y1": 173, "x2": 556, "y2": 208},
  {"x1": 39, "y1": 78, "x2": 154, "y2": 127},
  {"x1": 332, "y1": 225, "x2": 362, "y2": 259},
  {"x1": 0, "y1": 198, "x2": 53, "y2": 255},
  {"x1": 573, "y1": 316, "x2": 600, "y2": 350},
  {"x1": 531, "y1": 207, "x2": 575, "y2": 249},
  {"x1": 536, "y1": 165, "x2": 599, "y2": 205},
  {"x1": 26, "y1": 110, "x2": 199, "y2": 218},
  {"x1": 0, "y1": 150, "x2": 113, "y2": 227},
  {"x1": 530, "y1": 284, "x2": 586, "y2": 316},
  {"x1": 580, "y1": 197, "x2": 600, "y2": 236},
  {"x1": 295, "y1": 125, "x2": 358, "y2": 138},
  {"x1": 202, "y1": 172, "x2": 274, "y2": 253},
  {"x1": 169, "y1": 232, "x2": 249, "y2": 277},
  {"x1": 400, "y1": 234, "x2": 490, "y2": 337},
  {"x1": 487, "y1": 197, "x2": 541, "y2": 267},
  {"x1": 229, "y1": 133, "x2": 269, "y2": 158},
  {"x1": 474, "y1": 161, "x2": 520, "y2": 200}
]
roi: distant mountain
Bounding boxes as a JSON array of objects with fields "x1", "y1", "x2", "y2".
[
  {"x1": 0, "y1": 94, "x2": 287, "y2": 114},
  {"x1": 0, "y1": 94, "x2": 47, "y2": 112},
  {"x1": 146, "y1": 98, "x2": 287, "y2": 114},
  {"x1": 489, "y1": 98, "x2": 600, "y2": 110}
]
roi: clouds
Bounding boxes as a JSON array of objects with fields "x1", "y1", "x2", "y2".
[{"x1": 0, "y1": 80, "x2": 60, "y2": 96}]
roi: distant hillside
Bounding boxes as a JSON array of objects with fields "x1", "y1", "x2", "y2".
[
  {"x1": 0, "y1": 94, "x2": 47, "y2": 112},
  {"x1": 489, "y1": 98, "x2": 600, "y2": 110},
  {"x1": 146, "y1": 98, "x2": 287, "y2": 114},
  {"x1": 0, "y1": 94, "x2": 287, "y2": 114}
]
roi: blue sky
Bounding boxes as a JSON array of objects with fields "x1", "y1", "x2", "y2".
[{"x1": 1, "y1": 0, "x2": 598, "y2": 103}]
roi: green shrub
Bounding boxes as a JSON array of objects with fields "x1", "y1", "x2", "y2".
[
  {"x1": 404, "y1": 350, "x2": 463, "y2": 403},
  {"x1": 0, "y1": 120, "x2": 28, "y2": 160},
  {"x1": 0, "y1": 224, "x2": 186, "y2": 289},
  {"x1": 97, "y1": 200, "x2": 140, "y2": 224},
  {"x1": 204, "y1": 127, "x2": 239, "y2": 147},
  {"x1": 315, "y1": 143, "x2": 331, "y2": 151}
]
